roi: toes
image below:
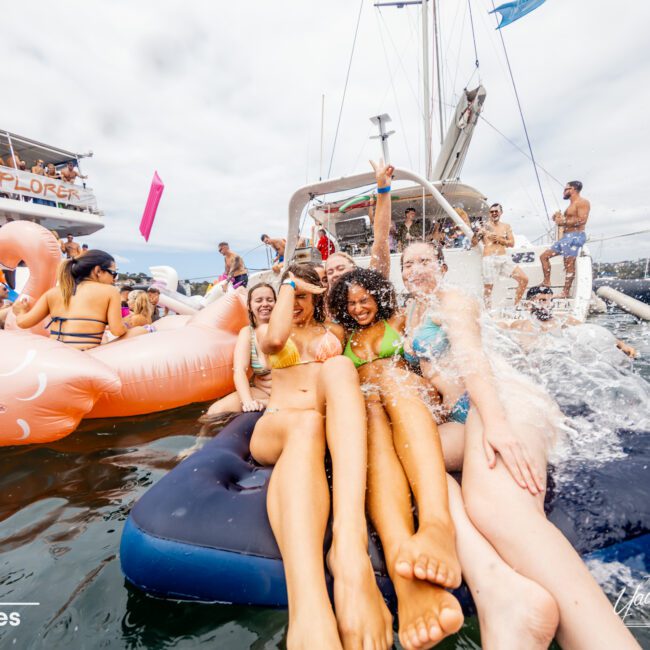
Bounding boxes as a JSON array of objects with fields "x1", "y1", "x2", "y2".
[
  {"x1": 395, "y1": 558, "x2": 414, "y2": 579},
  {"x1": 415, "y1": 616, "x2": 429, "y2": 644},
  {"x1": 414, "y1": 554, "x2": 431, "y2": 580},
  {"x1": 438, "y1": 602, "x2": 464, "y2": 635},
  {"x1": 425, "y1": 558, "x2": 439, "y2": 583},
  {"x1": 435, "y1": 563, "x2": 448, "y2": 586},
  {"x1": 425, "y1": 613, "x2": 443, "y2": 644}
]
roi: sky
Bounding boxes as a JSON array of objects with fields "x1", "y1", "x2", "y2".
[{"x1": 2, "y1": 0, "x2": 648, "y2": 279}]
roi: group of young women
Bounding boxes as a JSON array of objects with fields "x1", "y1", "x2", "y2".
[
  {"x1": 206, "y1": 161, "x2": 639, "y2": 650},
  {"x1": 10, "y1": 164, "x2": 639, "y2": 649}
]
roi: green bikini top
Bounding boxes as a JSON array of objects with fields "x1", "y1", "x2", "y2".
[{"x1": 344, "y1": 320, "x2": 404, "y2": 369}]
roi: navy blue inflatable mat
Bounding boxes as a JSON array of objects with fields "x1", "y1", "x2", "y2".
[{"x1": 121, "y1": 413, "x2": 650, "y2": 607}]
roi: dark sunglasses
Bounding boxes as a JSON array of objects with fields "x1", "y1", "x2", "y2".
[
  {"x1": 489, "y1": 210, "x2": 500, "y2": 214},
  {"x1": 103, "y1": 268, "x2": 119, "y2": 278}
]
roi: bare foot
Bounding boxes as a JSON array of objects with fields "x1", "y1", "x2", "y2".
[
  {"x1": 286, "y1": 604, "x2": 343, "y2": 650},
  {"x1": 474, "y1": 565, "x2": 559, "y2": 650},
  {"x1": 395, "y1": 521, "x2": 461, "y2": 588},
  {"x1": 328, "y1": 541, "x2": 393, "y2": 650},
  {"x1": 394, "y1": 574, "x2": 463, "y2": 650},
  {"x1": 554, "y1": 291, "x2": 569, "y2": 299}
]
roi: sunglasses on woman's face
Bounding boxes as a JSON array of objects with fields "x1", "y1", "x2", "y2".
[{"x1": 103, "y1": 268, "x2": 119, "y2": 278}]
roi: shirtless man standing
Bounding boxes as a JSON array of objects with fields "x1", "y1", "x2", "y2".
[
  {"x1": 473, "y1": 203, "x2": 528, "y2": 307},
  {"x1": 31, "y1": 160, "x2": 45, "y2": 175},
  {"x1": 218, "y1": 241, "x2": 248, "y2": 287},
  {"x1": 260, "y1": 234, "x2": 286, "y2": 264},
  {"x1": 61, "y1": 234, "x2": 82, "y2": 259},
  {"x1": 60, "y1": 161, "x2": 87, "y2": 184},
  {"x1": 539, "y1": 181, "x2": 590, "y2": 298}
]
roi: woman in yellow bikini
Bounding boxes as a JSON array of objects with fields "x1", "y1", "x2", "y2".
[{"x1": 250, "y1": 262, "x2": 392, "y2": 650}]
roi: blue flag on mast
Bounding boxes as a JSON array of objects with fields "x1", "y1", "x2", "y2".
[{"x1": 489, "y1": 0, "x2": 547, "y2": 29}]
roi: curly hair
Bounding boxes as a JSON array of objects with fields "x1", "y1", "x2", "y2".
[
  {"x1": 327, "y1": 267, "x2": 397, "y2": 330},
  {"x1": 281, "y1": 262, "x2": 325, "y2": 323}
]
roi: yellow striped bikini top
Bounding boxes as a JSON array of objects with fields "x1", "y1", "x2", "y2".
[{"x1": 268, "y1": 329, "x2": 342, "y2": 369}]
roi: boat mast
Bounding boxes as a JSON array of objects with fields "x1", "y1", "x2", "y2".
[
  {"x1": 421, "y1": 0, "x2": 432, "y2": 179},
  {"x1": 432, "y1": 0, "x2": 445, "y2": 147},
  {"x1": 375, "y1": 0, "x2": 440, "y2": 180}
]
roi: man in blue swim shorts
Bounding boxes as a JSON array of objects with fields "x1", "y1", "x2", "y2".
[
  {"x1": 260, "y1": 234, "x2": 286, "y2": 265},
  {"x1": 540, "y1": 180, "x2": 590, "y2": 298}
]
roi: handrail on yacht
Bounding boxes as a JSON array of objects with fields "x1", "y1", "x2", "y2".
[
  {"x1": 285, "y1": 167, "x2": 474, "y2": 263},
  {"x1": 0, "y1": 164, "x2": 97, "y2": 211}
]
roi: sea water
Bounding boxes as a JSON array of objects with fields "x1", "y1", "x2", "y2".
[{"x1": 0, "y1": 311, "x2": 648, "y2": 649}]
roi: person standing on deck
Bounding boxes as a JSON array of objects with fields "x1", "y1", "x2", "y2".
[
  {"x1": 472, "y1": 203, "x2": 528, "y2": 307},
  {"x1": 218, "y1": 242, "x2": 248, "y2": 287},
  {"x1": 539, "y1": 181, "x2": 590, "y2": 298},
  {"x1": 61, "y1": 234, "x2": 82, "y2": 259},
  {"x1": 260, "y1": 234, "x2": 286, "y2": 264}
]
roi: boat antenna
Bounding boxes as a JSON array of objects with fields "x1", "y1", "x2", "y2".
[{"x1": 369, "y1": 114, "x2": 395, "y2": 163}]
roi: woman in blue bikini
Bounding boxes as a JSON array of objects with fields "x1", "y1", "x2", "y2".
[{"x1": 401, "y1": 240, "x2": 639, "y2": 650}]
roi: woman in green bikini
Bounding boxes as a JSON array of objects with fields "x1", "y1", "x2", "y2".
[{"x1": 328, "y1": 268, "x2": 467, "y2": 649}]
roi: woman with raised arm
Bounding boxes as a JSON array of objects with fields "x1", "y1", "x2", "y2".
[
  {"x1": 401, "y1": 240, "x2": 640, "y2": 650},
  {"x1": 12, "y1": 250, "x2": 127, "y2": 350},
  {"x1": 250, "y1": 262, "x2": 392, "y2": 650},
  {"x1": 323, "y1": 159, "x2": 394, "y2": 288}
]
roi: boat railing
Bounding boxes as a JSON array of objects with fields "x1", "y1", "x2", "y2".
[
  {"x1": 0, "y1": 164, "x2": 98, "y2": 212},
  {"x1": 286, "y1": 167, "x2": 472, "y2": 263}
]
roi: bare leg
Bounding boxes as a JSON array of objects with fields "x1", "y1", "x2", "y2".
[
  {"x1": 375, "y1": 365, "x2": 460, "y2": 588},
  {"x1": 251, "y1": 411, "x2": 342, "y2": 650},
  {"x1": 511, "y1": 266, "x2": 528, "y2": 305},
  {"x1": 206, "y1": 385, "x2": 269, "y2": 417},
  {"x1": 539, "y1": 249, "x2": 556, "y2": 286},
  {"x1": 559, "y1": 256, "x2": 576, "y2": 298},
  {"x1": 320, "y1": 357, "x2": 393, "y2": 650},
  {"x1": 366, "y1": 400, "x2": 463, "y2": 650},
  {"x1": 446, "y1": 476, "x2": 559, "y2": 649},
  {"x1": 461, "y1": 409, "x2": 640, "y2": 650},
  {"x1": 438, "y1": 422, "x2": 465, "y2": 472}
]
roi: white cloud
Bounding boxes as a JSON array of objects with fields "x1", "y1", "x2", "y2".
[{"x1": 1, "y1": 0, "x2": 648, "y2": 273}]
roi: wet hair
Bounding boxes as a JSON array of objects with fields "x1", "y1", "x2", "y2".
[
  {"x1": 146, "y1": 286, "x2": 160, "y2": 294},
  {"x1": 57, "y1": 249, "x2": 115, "y2": 307},
  {"x1": 489, "y1": 203, "x2": 502, "y2": 211},
  {"x1": 281, "y1": 262, "x2": 325, "y2": 322},
  {"x1": 405, "y1": 207, "x2": 416, "y2": 215},
  {"x1": 326, "y1": 250, "x2": 355, "y2": 268},
  {"x1": 218, "y1": 241, "x2": 228, "y2": 248},
  {"x1": 526, "y1": 285, "x2": 554, "y2": 300},
  {"x1": 400, "y1": 241, "x2": 446, "y2": 271},
  {"x1": 247, "y1": 282, "x2": 276, "y2": 327},
  {"x1": 567, "y1": 180, "x2": 583, "y2": 192},
  {"x1": 328, "y1": 267, "x2": 397, "y2": 330},
  {"x1": 260, "y1": 234, "x2": 269, "y2": 241},
  {"x1": 128, "y1": 290, "x2": 153, "y2": 319}
]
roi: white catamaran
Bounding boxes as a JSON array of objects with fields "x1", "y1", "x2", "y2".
[{"x1": 254, "y1": 1, "x2": 592, "y2": 321}]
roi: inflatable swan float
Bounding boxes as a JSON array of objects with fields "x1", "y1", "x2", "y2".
[{"x1": 0, "y1": 221, "x2": 247, "y2": 446}]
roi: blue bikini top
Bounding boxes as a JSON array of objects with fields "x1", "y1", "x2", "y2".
[{"x1": 404, "y1": 302, "x2": 449, "y2": 365}]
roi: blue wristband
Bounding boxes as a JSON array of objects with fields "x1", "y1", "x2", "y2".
[
  {"x1": 376, "y1": 185, "x2": 391, "y2": 194},
  {"x1": 282, "y1": 280, "x2": 296, "y2": 290}
]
